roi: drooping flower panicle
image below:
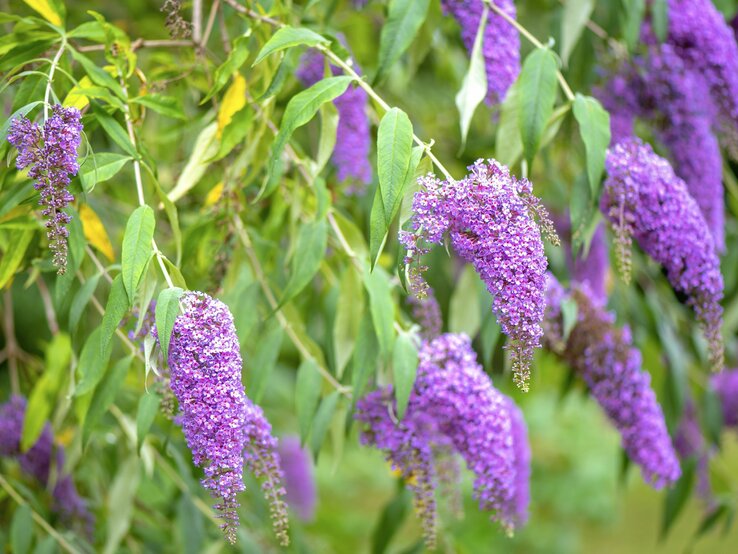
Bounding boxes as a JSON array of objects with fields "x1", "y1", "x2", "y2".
[
  {"x1": 441, "y1": 0, "x2": 520, "y2": 105},
  {"x1": 597, "y1": 42, "x2": 725, "y2": 251},
  {"x1": 7, "y1": 105, "x2": 82, "y2": 274},
  {"x1": 400, "y1": 160, "x2": 552, "y2": 391},
  {"x1": 601, "y1": 139, "x2": 724, "y2": 372},
  {"x1": 356, "y1": 334, "x2": 530, "y2": 547},
  {"x1": 665, "y1": 0, "x2": 738, "y2": 159},
  {"x1": 543, "y1": 276, "x2": 681, "y2": 489},
  {"x1": 297, "y1": 50, "x2": 372, "y2": 193},
  {"x1": 0, "y1": 396, "x2": 94, "y2": 534},
  {"x1": 167, "y1": 291, "x2": 288, "y2": 544}
]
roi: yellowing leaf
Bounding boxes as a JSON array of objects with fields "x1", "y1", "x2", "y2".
[
  {"x1": 217, "y1": 74, "x2": 246, "y2": 136},
  {"x1": 80, "y1": 204, "x2": 115, "y2": 262},
  {"x1": 204, "y1": 182, "x2": 224, "y2": 208},
  {"x1": 63, "y1": 76, "x2": 93, "y2": 111},
  {"x1": 23, "y1": 0, "x2": 62, "y2": 26}
]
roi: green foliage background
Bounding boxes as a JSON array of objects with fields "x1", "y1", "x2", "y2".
[{"x1": 1, "y1": 0, "x2": 738, "y2": 552}]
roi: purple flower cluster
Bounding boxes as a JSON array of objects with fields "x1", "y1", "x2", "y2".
[
  {"x1": 0, "y1": 396, "x2": 93, "y2": 534},
  {"x1": 441, "y1": 0, "x2": 520, "y2": 105},
  {"x1": 296, "y1": 50, "x2": 372, "y2": 193},
  {"x1": 711, "y1": 369, "x2": 738, "y2": 428},
  {"x1": 400, "y1": 160, "x2": 553, "y2": 391},
  {"x1": 597, "y1": 43, "x2": 725, "y2": 251},
  {"x1": 666, "y1": 0, "x2": 738, "y2": 159},
  {"x1": 7, "y1": 105, "x2": 82, "y2": 274},
  {"x1": 168, "y1": 291, "x2": 288, "y2": 544},
  {"x1": 543, "y1": 276, "x2": 681, "y2": 488},
  {"x1": 602, "y1": 139, "x2": 724, "y2": 372},
  {"x1": 356, "y1": 334, "x2": 530, "y2": 546},
  {"x1": 277, "y1": 436, "x2": 317, "y2": 522}
]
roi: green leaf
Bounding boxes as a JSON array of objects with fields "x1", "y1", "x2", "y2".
[
  {"x1": 83, "y1": 355, "x2": 132, "y2": 443},
  {"x1": 561, "y1": 297, "x2": 578, "y2": 341},
  {"x1": 364, "y1": 267, "x2": 395, "y2": 363},
  {"x1": 333, "y1": 265, "x2": 364, "y2": 378},
  {"x1": 22, "y1": 333, "x2": 71, "y2": 451},
  {"x1": 372, "y1": 110, "x2": 418, "y2": 268},
  {"x1": 661, "y1": 458, "x2": 695, "y2": 539},
  {"x1": 620, "y1": 0, "x2": 646, "y2": 51},
  {"x1": 310, "y1": 391, "x2": 339, "y2": 459},
  {"x1": 455, "y1": 4, "x2": 488, "y2": 149},
  {"x1": 0, "y1": 228, "x2": 33, "y2": 289},
  {"x1": 78, "y1": 152, "x2": 131, "y2": 193},
  {"x1": 75, "y1": 327, "x2": 111, "y2": 397},
  {"x1": 92, "y1": 107, "x2": 137, "y2": 159},
  {"x1": 68, "y1": 273, "x2": 102, "y2": 334},
  {"x1": 495, "y1": 79, "x2": 524, "y2": 167},
  {"x1": 167, "y1": 123, "x2": 219, "y2": 202},
  {"x1": 652, "y1": 0, "x2": 669, "y2": 42},
  {"x1": 155, "y1": 287, "x2": 184, "y2": 360},
  {"x1": 247, "y1": 320, "x2": 284, "y2": 402},
  {"x1": 136, "y1": 393, "x2": 161, "y2": 451},
  {"x1": 100, "y1": 274, "x2": 129, "y2": 360},
  {"x1": 253, "y1": 26, "x2": 329, "y2": 65},
  {"x1": 0, "y1": 101, "x2": 43, "y2": 140},
  {"x1": 10, "y1": 504, "x2": 32, "y2": 554},
  {"x1": 313, "y1": 101, "x2": 339, "y2": 177},
  {"x1": 131, "y1": 94, "x2": 186, "y2": 119},
  {"x1": 265, "y1": 76, "x2": 353, "y2": 197},
  {"x1": 449, "y1": 265, "x2": 483, "y2": 337},
  {"x1": 573, "y1": 94, "x2": 610, "y2": 199},
  {"x1": 295, "y1": 359, "x2": 323, "y2": 443},
  {"x1": 570, "y1": 172, "x2": 594, "y2": 257},
  {"x1": 203, "y1": 34, "x2": 250, "y2": 103},
  {"x1": 210, "y1": 106, "x2": 254, "y2": 161},
  {"x1": 349, "y1": 314, "x2": 380, "y2": 419},
  {"x1": 518, "y1": 48, "x2": 559, "y2": 167},
  {"x1": 280, "y1": 219, "x2": 328, "y2": 305},
  {"x1": 121, "y1": 205, "x2": 155, "y2": 303},
  {"x1": 69, "y1": 48, "x2": 125, "y2": 99},
  {"x1": 372, "y1": 489, "x2": 410, "y2": 554},
  {"x1": 375, "y1": 0, "x2": 431, "y2": 83},
  {"x1": 177, "y1": 494, "x2": 205, "y2": 554},
  {"x1": 561, "y1": 0, "x2": 594, "y2": 66},
  {"x1": 104, "y1": 457, "x2": 140, "y2": 554},
  {"x1": 393, "y1": 331, "x2": 419, "y2": 420}
]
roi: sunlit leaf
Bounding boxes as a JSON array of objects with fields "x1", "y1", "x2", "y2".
[
  {"x1": 121, "y1": 205, "x2": 155, "y2": 303},
  {"x1": 80, "y1": 203, "x2": 115, "y2": 261}
]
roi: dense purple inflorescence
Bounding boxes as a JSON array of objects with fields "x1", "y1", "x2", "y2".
[
  {"x1": 356, "y1": 334, "x2": 529, "y2": 546},
  {"x1": 297, "y1": 50, "x2": 372, "y2": 193},
  {"x1": 711, "y1": 369, "x2": 738, "y2": 428},
  {"x1": 7, "y1": 105, "x2": 82, "y2": 274},
  {"x1": 673, "y1": 401, "x2": 714, "y2": 506},
  {"x1": 601, "y1": 139, "x2": 724, "y2": 372},
  {"x1": 0, "y1": 396, "x2": 93, "y2": 533},
  {"x1": 168, "y1": 291, "x2": 288, "y2": 544},
  {"x1": 277, "y1": 436, "x2": 316, "y2": 522},
  {"x1": 400, "y1": 160, "x2": 553, "y2": 391},
  {"x1": 441, "y1": 0, "x2": 520, "y2": 105},
  {"x1": 665, "y1": 0, "x2": 738, "y2": 158},
  {"x1": 543, "y1": 276, "x2": 681, "y2": 488},
  {"x1": 597, "y1": 42, "x2": 725, "y2": 251}
]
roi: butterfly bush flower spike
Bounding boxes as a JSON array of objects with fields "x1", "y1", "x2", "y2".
[
  {"x1": 7, "y1": 105, "x2": 82, "y2": 274},
  {"x1": 167, "y1": 291, "x2": 288, "y2": 544},
  {"x1": 711, "y1": 369, "x2": 738, "y2": 428},
  {"x1": 277, "y1": 436, "x2": 317, "y2": 522},
  {"x1": 357, "y1": 334, "x2": 530, "y2": 546},
  {"x1": 544, "y1": 277, "x2": 681, "y2": 488},
  {"x1": 441, "y1": 0, "x2": 520, "y2": 105},
  {"x1": 400, "y1": 160, "x2": 554, "y2": 391},
  {"x1": 601, "y1": 139, "x2": 724, "y2": 372}
]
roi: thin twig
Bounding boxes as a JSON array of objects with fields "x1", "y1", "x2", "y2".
[
  {"x1": 192, "y1": 0, "x2": 203, "y2": 44},
  {"x1": 0, "y1": 474, "x2": 82, "y2": 554},
  {"x1": 484, "y1": 0, "x2": 576, "y2": 102},
  {"x1": 76, "y1": 39, "x2": 193, "y2": 53},
  {"x1": 201, "y1": 0, "x2": 220, "y2": 50},
  {"x1": 36, "y1": 277, "x2": 60, "y2": 335},
  {"x1": 232, "y1": 215, "x2": 352, "y2": 397},
  {"x1": 44, "y1": 39, "x2": 66, "y2": 120}
]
